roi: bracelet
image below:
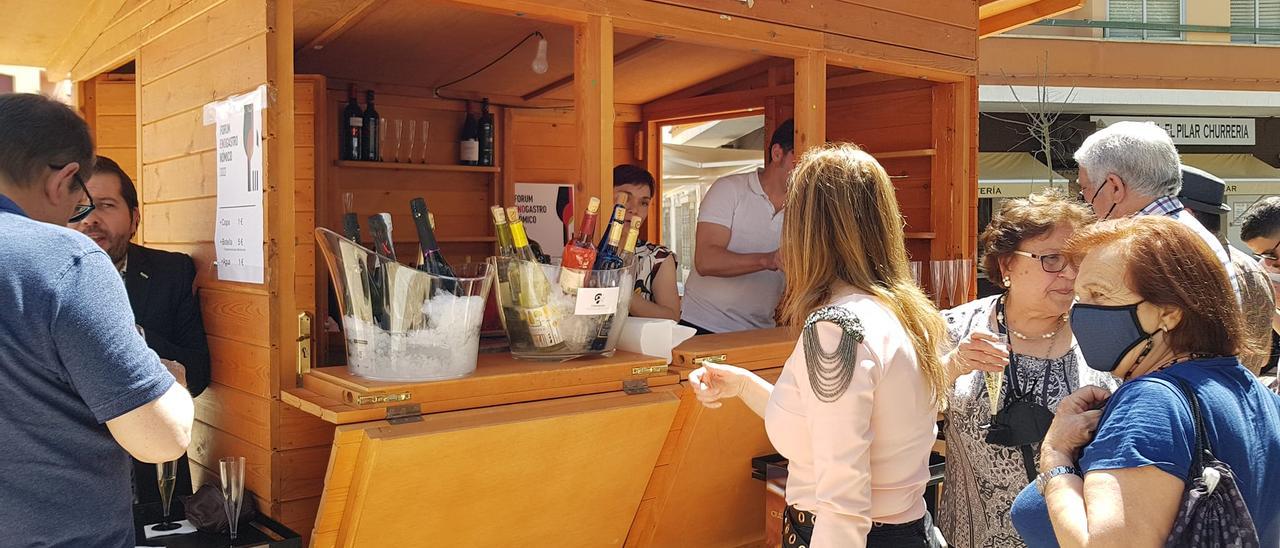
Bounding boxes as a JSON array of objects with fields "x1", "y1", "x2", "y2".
[{"x1": 1036, "y1": 465, "x2": 1081, "y2": 495}]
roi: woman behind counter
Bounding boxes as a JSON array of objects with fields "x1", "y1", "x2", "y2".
[
  {"x1": 690, "y1": 143, "x2": 946, "y2": 547},
  {"x1": 1011, "y1": 216, "x2": 1280, "y2": 547},
  {"x1": 613, "y1": 164, "x2": 681, "y2": 321},
  {"x1": 938, "y1": 190, "x2": 1117, "y2": 547}
]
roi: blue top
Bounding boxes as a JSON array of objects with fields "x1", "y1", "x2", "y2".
[
  {"x1": 1011, "y1": 357, "x2": 1280, "y2": 547},
  {"x1": 0, "y1": 193, "x2": 173, "y2": 547}
]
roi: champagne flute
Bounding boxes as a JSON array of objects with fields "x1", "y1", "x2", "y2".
[
  {"x1": 152, "y1": 459, "x2": 181, "y2": 531},
  {"x1": 394, "y1": 119, "x2": 403, "y2": 163},
  {"x1": 378, "y1": 117, "x2": 387, "y2": 163},
  {"x1": 407, "y1": 120, "x2": 417, "y2": 164},
  {"x1": 982, "y1": 331, "x2": 1010, "y2": 416},
  {"x1": 219, "y1": 456, "x2": 246, "y2": 542},
  {"x1": 420, "y1": 120, "x2": 430, "y2": 164}
]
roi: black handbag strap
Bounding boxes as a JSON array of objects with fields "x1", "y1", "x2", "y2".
[{"x1": 1170, "y1": 377, "x2": 1212, "y2": 483}]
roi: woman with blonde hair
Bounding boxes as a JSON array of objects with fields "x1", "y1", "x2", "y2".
[{"x1": 691, "y1": 143, "x2": 947, "y2": 547}]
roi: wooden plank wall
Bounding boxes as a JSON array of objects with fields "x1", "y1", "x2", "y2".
[
  {"x1": 81, "y1": 74, "x2": 139, "y2": 181},
  {"x1": 67, "y1": 0, "x2": 336, "y2": 539},
  {"x1": 503, "y1": 106, "x2": 643, "y2": 219}
]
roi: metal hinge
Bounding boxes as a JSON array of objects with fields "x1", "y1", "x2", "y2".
[
  {"x1": 386, "y1": 403, "x2": 423, "y2": 425},
  {"x1": 622, "y1": 379, "x2": 651, "y2": 395},
  {"x1": 692, "y1": 354, "x2": 727, "y2": 367}
]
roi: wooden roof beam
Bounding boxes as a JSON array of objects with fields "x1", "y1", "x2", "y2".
[
  {"x1": 521, "y1": 38, "x2": 663, "y2": 101},
  {"x1": 655, "y1": 58, "x2": 782, "y2": 103},
  {"x1": 45, "y1": 0, "x2": 129, "y2": 79},
  {"x1": 979, "y1": 0, "x2": 1084, "y2": 39},
  {"x1": 299, "y1": 0, "x2": 390, "y2": 53}
]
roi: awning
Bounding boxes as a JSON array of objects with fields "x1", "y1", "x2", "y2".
[
  {"x1": 978, "y1": 152, "x2": 1069, "y2": 198},
  {"x1": 1179, "y1": 154, "x2": 1280, "y2": 195},
  {"x1": 662, "y1": 143, "x2": 763, "y2": 184}
]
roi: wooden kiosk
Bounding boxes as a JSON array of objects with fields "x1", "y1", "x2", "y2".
[{"x1": 6, "y1": 0, "x2": 1078, "y2": 545}]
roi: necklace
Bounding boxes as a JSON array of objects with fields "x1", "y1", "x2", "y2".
[{"x1": 996, "y1": 300, "x2": 1068, "y2": 341}]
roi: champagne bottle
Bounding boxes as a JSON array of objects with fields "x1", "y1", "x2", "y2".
[
  {"x1": 340, "y1": 84, "x2": 363, "y2": 161},
  {"x1": 409, "y1": 197, "x2": 455, "y2": 277},
  {"x1": 341, "y1": 192, "x2": 361, "y2": 243},
  {"x1": 491, "y1": 206, "x2": 526, "y2": 337},
  {"x1": 367, "y1": 213, "x2": 395, "y2": 260},
  {"x1": 459, "y1": 100, "x2": 479, "y2": 166},
  {"x1": 492, "y1": 205, "x2": 516, "y2": 257},
  {"x1": 559, "y1": 197, "x2": 600, "y2": 292},
  {"x1": 593, "y1": 218, "x2": 625, "y2": 271},
  {"x1": 361, "y1": 90, "x2": 380, "y2": 161},
  {"x1": 596, "y1": 191, "x2": 631, "y2": 249},
  {"x1": 621, "y1": 215, "x2": 642, "y2": 263},
  {"x1": 506, "y1": 207, "x2": 564, "y2": 348},
  {"x1": 478, "y1": 98, "x2": 495, "y2": 167}
]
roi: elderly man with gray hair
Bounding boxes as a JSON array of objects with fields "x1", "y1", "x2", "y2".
[{"x1": 1074, "y1": 121, "x2": 1240, "y2": 299}]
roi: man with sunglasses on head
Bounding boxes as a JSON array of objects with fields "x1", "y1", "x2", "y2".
[
  {"x1": 0, "y1": 93, "x2": 193, "y2": 547},
  {"x1": 71, "y1": 155, "x2": 210, "y2": 508},
  {"x1": 1073, "y1": 121, "x2": 1240, "y2": 301}
]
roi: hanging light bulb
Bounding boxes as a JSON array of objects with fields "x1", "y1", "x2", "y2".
[{"x1": 531, "y1": 33, "x2": 549, "y2": 74}]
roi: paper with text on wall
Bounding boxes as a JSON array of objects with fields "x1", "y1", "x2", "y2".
[{"x1": 203, "y1": 84, "x2": 268, "y2": 284}]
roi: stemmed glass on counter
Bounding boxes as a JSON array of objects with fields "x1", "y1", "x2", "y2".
[
  {"x1": 219, "y1": 456, "x2": 246, "y2": 543},
  {"x1": 152, "y1": 459, "x2": 182, "y2": 531}
]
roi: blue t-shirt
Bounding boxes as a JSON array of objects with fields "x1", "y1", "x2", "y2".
[
  {"x1": 1011, "y1": 357, "x2": 1280, "y2": 547},
  {"x1": 0, "y1": 194, "x2": 173, "y2": 547}
]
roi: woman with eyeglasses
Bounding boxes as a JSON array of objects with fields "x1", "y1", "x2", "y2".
[{"x1": 937, "y1": 189, "x2": 1118, "y2": 548}]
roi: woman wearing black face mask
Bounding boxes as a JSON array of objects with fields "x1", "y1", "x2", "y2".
[
  {"x1": 1010, "y1": 216, "x2": 1280, "y2": 548},
  {"x1": 938, "y1": 190, "x2": 1117, "y2": 548}
]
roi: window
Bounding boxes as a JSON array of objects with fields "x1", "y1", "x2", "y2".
[
  {"x1": 1108, "y1": 0, "x2": 1183, "y2": 40},
  {"x1": 1232, "y1": 0, "x2": 1280, "y2": 44}
]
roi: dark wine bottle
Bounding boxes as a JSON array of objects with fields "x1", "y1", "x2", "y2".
[
  {"x1": 361, "y1": 90, "x2": 380, "y2": 162},
  {"x1": 367, "y1": 213, "x2": 396, "y2": 260},
  {"x1": 459, "y1": 100, "x2": 479, "y2": 166},
  {"x1": 340, "y1": 84, "x2": 363, "y2": 161},
  {"x1": 409, "y1": 197, "x2": 456, "y2": 278},
  {"x1": 596, "y1": 191, "x2": 630, "y2": 249},
  {"x1": 593, "y1": 218, "x2": 625, "y2": 271},
  {"x1": 478, "y1": 98, "x2": 495, "y2": 167}
]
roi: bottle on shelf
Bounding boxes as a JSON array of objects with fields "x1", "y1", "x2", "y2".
[
  {"x1": 559, "y1": 197, "x2": 600, "y2": 292},
  {"x1": 361, "y1": 90, "x2": 380, "y2": 162},
  {"x1": 593, "y1": 216, "x2": 626, "y2": 271},
  {"x1": 596, "y1": 191, "x2": 630, "y2": 249},
  {"x1": 620, "y1": 215, "x2": 642, "y2": 263},
  {"x1": 459, "y1": 100, "x2": 479, "y2": 166},
  {"x1": 409, "y1": 197, "x2": 455, "y2": 278},
  {"x1": 506, "y1": 207, "x2": 564, "y2": 348},
  {"x1": 340, "y1": 84, "x2": 363, "y2": 161},
  {"x1": 367, "y1": 213, "x2": 396, "y2": 260},
  {"x1": 478, "y1": 98, "x2": 495, "y2": 167}
]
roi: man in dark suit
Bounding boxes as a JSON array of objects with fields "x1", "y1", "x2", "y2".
[{"x1": 71, "y1": 155, "x2": 210, "y2": 504}]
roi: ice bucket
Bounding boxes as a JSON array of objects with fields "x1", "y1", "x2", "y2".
[
  {"x1": 489, "y1": 256, "x2": 637, "y2": 360},
  {"x1": 315, "y1": 228, "x2": 493, "y2": 381}
]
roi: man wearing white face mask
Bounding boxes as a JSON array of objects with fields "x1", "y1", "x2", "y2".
[{"x1": 1073, "y1": 122, "x2": 1239, "y2": 302}]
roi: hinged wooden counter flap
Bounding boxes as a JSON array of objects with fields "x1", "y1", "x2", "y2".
[
  {"x1": 283, "y1": 351, "x2": 677, "y2": 424},
  {"x1": 308, "y1": 386, "x2": 681, "y2": 548},
  {"x1": 671, "y1": 328, "x2": 798, "y2": 375}
]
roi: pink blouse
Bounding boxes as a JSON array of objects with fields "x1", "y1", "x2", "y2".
[{"x1": 764, "y1": 291, "x2": 938, "y2": 547}]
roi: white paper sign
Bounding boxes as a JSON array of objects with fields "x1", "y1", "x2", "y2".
[
  {"x1": 575, "y1": 287, "x2": 619, "y2": 316},
  {"x1": 513, "y1": 182, "x2": 574, "y2": 260},
  {"x1": 205, "y1": 85, "x2": 267, "y2": 284}
]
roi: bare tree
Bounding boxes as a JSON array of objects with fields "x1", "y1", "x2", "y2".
[{"x1": 982, "y1": 54, "x2": 1082, "y2": 188}]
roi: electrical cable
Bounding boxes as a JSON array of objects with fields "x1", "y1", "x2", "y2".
[{"x1": 433, "y1": 31, "x2": 573, "y2": 111}]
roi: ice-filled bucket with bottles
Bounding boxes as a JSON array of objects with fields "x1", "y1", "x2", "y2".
[
  {"x1": 315, "y1": 227, "x2": 493, "y2": 381},
  {"x1": 489, "y1": 201, "x2": 639, "y2": 360}
]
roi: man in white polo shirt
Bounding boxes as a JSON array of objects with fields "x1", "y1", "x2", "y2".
[{"x1": 680, "y1": 120, "x2": 795, "y2": 334}]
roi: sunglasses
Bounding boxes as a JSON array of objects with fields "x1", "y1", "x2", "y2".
[
  {"x1": 51, "y1": 164, "x2": 95, "y2": 223},
  {"x1": 1254, "y1": 239, "x2": 1280, "y2": 262},
  {"x1": 1011, "y1": 250, "x2": 1068, "y2": 273}
]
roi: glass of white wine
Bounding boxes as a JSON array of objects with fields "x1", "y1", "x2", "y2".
[
  {"x1": 153, "y1": 459, "x2": 181, "y2": 531},
  {"x1": 983, "y1": 331, "x2": 1010, "y2": 416}
]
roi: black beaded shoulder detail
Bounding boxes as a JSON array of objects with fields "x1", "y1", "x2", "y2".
[{"x1": 802, "y1": 306, "x2": 865, "y2": 402}]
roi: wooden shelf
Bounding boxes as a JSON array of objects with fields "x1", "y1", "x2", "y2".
[
  {"x1": 905, "y1": 232, "x2": 936, "y2": 239},
  {"x1": 873, "y1": 149, "x2": 936, "y2": 159},
  {"x1": 335, "y1": 160, "x2": 500, "y2": 173}
]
